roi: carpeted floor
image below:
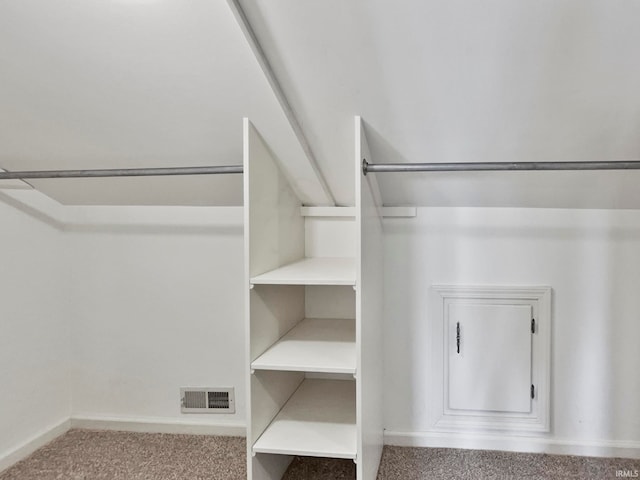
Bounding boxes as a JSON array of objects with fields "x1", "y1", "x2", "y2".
[
  {"x1": 1, "y1": 430, "x2": 638, "y2": 479},
  {"x1": 0, "y1": 430, "x2": 245, "y2": 480}
]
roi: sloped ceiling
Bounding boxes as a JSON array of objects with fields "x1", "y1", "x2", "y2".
[
  {"x1": 239, "y1": 0, "x2": 640, "y2": 208},
  {"x1": 2, "y1": 1, "x2": 640, "y2": 208},
  {"x1": 0, "y1": 0, "x2": 332, "y2": 206}
]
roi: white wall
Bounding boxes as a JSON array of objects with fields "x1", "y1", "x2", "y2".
[
  {"x1": 67, "y1": 209, "x2": 245, "y2": 431},
  {"x1": 4, "y1": 193, "x2": 640, "y2": 464},
  {"x1": 0, "y1": 194, "x2": 247, "y2": 452},
  {"x1": 0, "y1": 195, "x2": 70, "y2": 468},
  {"x1": 383, "y1": 207, "x2": 640, "y2": 457}
]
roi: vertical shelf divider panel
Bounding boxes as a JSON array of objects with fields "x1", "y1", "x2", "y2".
[
  {"x1": 244, "y1": 118, "x2": 305, "y2": 480},
  {"x1": 355, "y1": 116, "x2": 385, "y2": 479}
]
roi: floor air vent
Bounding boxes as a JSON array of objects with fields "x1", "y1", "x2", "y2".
[{"x1": 180, "y1": 387, "x2": 235, "y2": 413}]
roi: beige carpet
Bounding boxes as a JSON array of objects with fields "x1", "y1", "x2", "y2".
[
  {"x1": 1, "y1": 430, "x2": 638, "y2": 479},
  {"x1": 0, "y1": 430, "x2": 245, "y2": 480}
]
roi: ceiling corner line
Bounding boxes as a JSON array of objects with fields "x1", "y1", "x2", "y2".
[{"x1": 226, "y1": 0, "x2": 336, "y2": 206}]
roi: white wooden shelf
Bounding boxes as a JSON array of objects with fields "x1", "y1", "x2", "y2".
[
  {"x1": 250, "y1": 257, "x2": 356, "y2": 286},
  {"x1": 252, "y1": 379, "x2": 356, "y2": 459},
  {"x1": 252, "y1": 318, "x2": 356, "y2": 374}
]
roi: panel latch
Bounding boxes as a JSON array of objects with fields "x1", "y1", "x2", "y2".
[
  {"x1": 531, "y1": 318, "x2": 536, "y2": 334},
  {"x1": 531, "y1": 384, "x2": 535, "y2": 399}
]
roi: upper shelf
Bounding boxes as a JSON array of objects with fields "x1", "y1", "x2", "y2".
[{"x1": 250, "y1": 257, "x2": 356, "y2": 286}]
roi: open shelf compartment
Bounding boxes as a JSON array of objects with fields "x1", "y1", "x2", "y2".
[
  {"x1": 250, "y1": 257, "x2": 356, "y2": 286},
  {"x1": 252, "y1": 378, "x2": 357, "y2": 459},
  {"x1": 252, "y1": 318, "x2": 356, "y2": 374}
]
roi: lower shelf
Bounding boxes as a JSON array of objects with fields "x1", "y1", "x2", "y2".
[{"x1": 252, "y1": 378, "x2": 356, "y2": 459}]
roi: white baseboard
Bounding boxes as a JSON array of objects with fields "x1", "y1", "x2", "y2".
[
  {"x1": 70, "y1": 415, "x2": 246, "y2": 437},
  {"x1": 384, "y1": 430, "x2": 640, "y2": 459},
  {"x1": 0, "y1": 419, "x2": 71, "y2": 473}
]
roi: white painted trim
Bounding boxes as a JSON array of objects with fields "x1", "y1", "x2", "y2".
[
  {"x1": 384, "y1": 430, "x2": 640, "y2": 460},
  {"x1": 300, "y1": 206, "x2": 416, "y2": 218},
  {"x1": 0, "y1": 418, "x2": 71, "y2": 473},
  {"x1": 70, "y1": 416, "x2": 246, "y2": 437},
  {"x1": 2, "y1": 188, "x2": 410, "y2": 228},
  {"x1": 301, "y1": 207, "x2": 356, "y2": 217},
  {"x1": 64, "y1": 206, "x2": 243, "y2": 230},
  {"x1": 0, "y1": 189, "x2": 244, "y2": 230},
  {"x1": 382, "y1": 207, "x2": 416, "y2": 218}
]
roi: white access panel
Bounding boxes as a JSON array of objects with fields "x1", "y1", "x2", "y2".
[{"x1": 448, "y1": 303, "x2": 532, "y2": 413}]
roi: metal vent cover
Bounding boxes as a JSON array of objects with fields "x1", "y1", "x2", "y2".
[
  {"x1": 181, "y1": 387, "x2": 235, "y2": 414},
  {"x1": 183, "y1": 391, "x2": 207, "y2": 409}
]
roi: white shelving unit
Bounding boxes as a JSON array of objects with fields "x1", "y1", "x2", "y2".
[{"x1": 244, "y1": 117, "x2": 383, "y2": 479}]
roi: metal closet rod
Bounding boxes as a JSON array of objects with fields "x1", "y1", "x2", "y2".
[
  {"x1": 5, "y1": 159, "x2": 640, "y2": 179},
  {"x1": 0, "y1": 165, "x2": 244, "y2": 180},
  {"x1": 362, "y1": 159, "x2": 640, "y2": 175}
]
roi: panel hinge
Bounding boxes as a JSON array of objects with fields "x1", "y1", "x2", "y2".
[
  {"x1": 531, "y1": 384, "x2": 535, "y2": 399},
  {"x1": 531, "y1": 318, "x2": 536, "y2": 334}
]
